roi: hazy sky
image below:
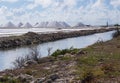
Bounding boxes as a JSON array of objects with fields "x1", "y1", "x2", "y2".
[{"x1": 0, "y1": 0, "x2": 120, "y2": 26}]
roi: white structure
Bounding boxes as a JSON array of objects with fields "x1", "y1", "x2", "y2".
[
  {"x1": 4, "y1": 22, "x2": 17, "y2": 28},
  {"x1": 17, "y1": 22, "x2": 23, "y2": 28},
  {"x1": 35, "y1": 21, "x2": 70, "y2": 28},
  {"x1": 22, "y1": 22, "x2": 33, "y2": 28},
  {"x1": 74, "y1": 22, "x2": 86, "y2": 27}
]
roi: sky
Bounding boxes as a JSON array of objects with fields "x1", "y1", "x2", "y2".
[{"x1": 0, "y1": 0, "x2": 120, "y2": 26}]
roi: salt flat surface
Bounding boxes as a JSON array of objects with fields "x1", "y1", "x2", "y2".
[
  {"x1": 0, "y1": 27, "x2": 111, "y2": 37},
  {"x1": 0, "y1": 28, "x2": 87, "y2": 37},
  {"x1": 0, "y1": 28, "x2": 58, "y2": 37}
]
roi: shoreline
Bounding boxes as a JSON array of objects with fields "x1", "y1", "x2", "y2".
[{"x1": 0, "y1": 28, "x2": 116, "y2": 50}]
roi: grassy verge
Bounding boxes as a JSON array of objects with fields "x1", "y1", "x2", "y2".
[{"x1": 74, "y1": 35, "x2": 120, "y2": 82}]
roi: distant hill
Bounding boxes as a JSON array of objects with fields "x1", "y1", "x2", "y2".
[
  {"x1": 4, "y1": 22, "x2": 16, "y2": 28},
  {"x1": 17, "y1": 22, "x2": 23, "y2": 28},
  {"x1": 34, "y1": 21, "x2": 70, "y2": 28},
  {"x1": 0, "y1": 21, "x2": 71, "y2": 28},
  {"x1": 35, "y1": 22, "x2": 49, "y2": 28},
  {"x1": 21, "y1": 22, "x2": 33, "y2": 28},
  {"x1": 34, "y1": 22, "x2": 39, "y2": 27},
  {"x1": 0, "y1": 24, "x2": 3, "y2": 27},
  {"x1": 74, "y1": 22, "x2": 86, "y2": 27}
]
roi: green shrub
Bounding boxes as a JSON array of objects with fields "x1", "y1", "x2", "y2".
[
  {"x1": 51, "y1": 48, "x2": 79, "y2": 57},
  {"x1": 51, "y1": 49, "x2": 71, "y2": 57},
  {"x1": 51, "y1": 49, "x2": 62, "y2": 57},
  {"x1": 0, "y1": 75, "x2": 20, "y2": 83}
]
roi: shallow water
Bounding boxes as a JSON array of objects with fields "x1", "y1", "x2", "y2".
[{"x1": 0, "y1": 31, "x2": 115, "y2": 71}]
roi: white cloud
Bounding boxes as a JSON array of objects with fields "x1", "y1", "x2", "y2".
[
  {"x1": 27, "y1": 0, "x2": 78, "y2": 10},
  {"x1": 0, "y1": 6, "x2": 11, "y2": 24},
  {"x1": 0, "y1": 0, "x2": 120, "y2": 26},
  {"x1": 64, "y1": 0, "x2": 77, "y2": 6},
  {"x1": 0, "y1": 0, "x2": 18, "y2": 3},
  {"x1": 110, "y1": 0, "x2": 120, "y2": 8},
  {"x1": 27, "y1": 0, "x2": 53, "y2": 9},
  {"x1": 92, "y1": 0, "x2": 107, "y2": 9}
]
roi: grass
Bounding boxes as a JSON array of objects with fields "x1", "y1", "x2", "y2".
[
  {"x1": 0, "y1": 75, "x2": 20, "y2": 83},
  {"x1": 74, "y1": 36, "x2": 120, "y2": 82}
]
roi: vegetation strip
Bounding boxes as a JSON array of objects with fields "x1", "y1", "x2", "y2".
[{"x1": 0, "y1": 28, "x2": 115, "y2": 49}]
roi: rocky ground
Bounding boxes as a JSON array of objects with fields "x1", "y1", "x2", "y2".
[{"x1": 0, "y1": 28, "x2": 120, "y2": 83}]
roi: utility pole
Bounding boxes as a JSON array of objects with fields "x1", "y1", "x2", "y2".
[{"x1": 106, "y1": 21, "x2": 108, "y2": 27}]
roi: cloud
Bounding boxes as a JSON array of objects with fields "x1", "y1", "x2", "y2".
[
  {"x1": 0, "y1": 0, "x2": 120, "y2": 26},
  {"x1": 110, "y1": 0, "x2": 120, "y2": 8},
  {"x1": 64, "y1": 0, "x2": 77, "y2": 6},
  {"x1": 0, "y1": 6, "x2": 12, "y2": 24},
  {"x1": 27, "y1": 0, "x2": 53, "y2": 9},
  {"x1": 27, "y1": 0, "x2": 78, "y2": 10},
  {"x1": 0, "y1": 0, "x2": 18, "y2": 3},
  {"x1": 92, "y1": 0, "x2": 107, "y2": 9}
]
